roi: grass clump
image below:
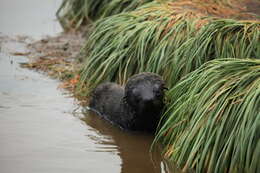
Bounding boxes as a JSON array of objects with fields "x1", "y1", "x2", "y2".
[
  {"x1": 169, "y1": 19, "x2": 260, "y2": 84},
  {"x1": 154, "y1": 58, "x2": 260, "y2": 173},
  {"x1": 79, "y1": 2, "x2": 199, "y2": 93},
  {"x1": 57, "y1": 0, "x2": 89, "y2": 30},
  {"x1": 56, "y1": 0, "x2": 154, "y2": 30},
  {"x1": 79, "y1": 1, "x2": 260, "y2": 95}
]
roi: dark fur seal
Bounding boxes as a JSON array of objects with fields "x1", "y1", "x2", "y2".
[{"x1": 89, "y1": 72, "x2": 166, "y2": 132}]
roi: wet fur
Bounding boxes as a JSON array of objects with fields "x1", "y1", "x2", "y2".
[{"x1": 89, "y1": 72, "x2": 165, "y2": 132}]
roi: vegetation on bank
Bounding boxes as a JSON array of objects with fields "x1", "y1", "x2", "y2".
[
  {"x1": 78, "y1": 1, "x2": 260, "y2": 94},
  {"x1": 56, "y1": 0, "x2": 153, "y2": 30},
  {"x1": 56, "y1": 0, "x2": 260, "y2": 30},
  {"x1": 154, "y1": 59, "x2": 260, "y2": 172},
  {"x1": 54, "y1": 0, "x2": 260, "y2": 172}
]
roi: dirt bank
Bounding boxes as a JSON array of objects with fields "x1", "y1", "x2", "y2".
[{"x1": 18, "y1": 31, "x2": 86, "y2": 104}]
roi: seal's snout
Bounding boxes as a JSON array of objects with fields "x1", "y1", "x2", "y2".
[{"x1": 143, "y1": 96, "x2": 163, "y2": 112}]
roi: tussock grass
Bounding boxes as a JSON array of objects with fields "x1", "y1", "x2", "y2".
[
  {"x1": 56, "y1": 0, "x2": 258, "y2": 30},
  {"x1": 170, "y1": 19, "x2": 260, "y2": 84},
  {"x1": 57, "y1": 0, "x2": 89, "y2": 30},
  {"x1": 79, "y1": 1, "x2": 260, "y2": 94},
  {"x1": 79, "y1": 2, "x2": 200, "y2": 93},
  {"x1": 154, "y1": 58, "x2": 260, "y2": 173},
  {"x1": 56, "y1": 0, "x2": 154, "y2": 30}
]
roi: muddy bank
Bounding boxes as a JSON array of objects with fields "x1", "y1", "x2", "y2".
[{"x1": 19, "y1": 32, "x2": 86, "y2": 102}]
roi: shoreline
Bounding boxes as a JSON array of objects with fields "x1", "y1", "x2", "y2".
[{"x1": 13, "y1": 31, "x2": 87, "y2": 105}]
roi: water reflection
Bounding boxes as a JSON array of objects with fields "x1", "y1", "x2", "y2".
[{"x1": 82, "y1": 112, "x2": 168, "y2": 173}]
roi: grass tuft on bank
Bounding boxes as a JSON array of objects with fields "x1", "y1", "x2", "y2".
[
  {"x1": 154, "y1": 58, "x2": 260, "y2": 173},
  {"x1": 56, "y1": 0, "x2": 154, "y2": 30}
]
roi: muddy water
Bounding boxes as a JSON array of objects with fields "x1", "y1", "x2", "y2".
[
  {"x1": 0, "y1": 1, "x2": 173, "y2": 173},
  {"x1": 81, "y1": 113, "x2": 166, "y2": 173}
]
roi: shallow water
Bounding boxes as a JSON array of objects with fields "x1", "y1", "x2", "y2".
[
  {"x1": 0, "y1": 0, "x2": 62, "y2": 39},
  {"x1": 0, "y1": 1, "x2": 175, "y2": 173}
]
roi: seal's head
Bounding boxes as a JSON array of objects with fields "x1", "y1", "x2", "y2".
[{"x1": 125, "y1": 72, "x2": 166, "y2": 122}]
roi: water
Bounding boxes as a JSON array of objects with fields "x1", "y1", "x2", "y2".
[
  {"x1": 0, "y1": 0, "x2": 62, "y2": 39},
  {"x1": 0, "y1": 1, "x2": 172, "y2": 173}
]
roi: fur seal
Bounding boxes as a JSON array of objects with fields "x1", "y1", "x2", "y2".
[{"x1": 89, "y1": 72, "x2": 166, "y2": 132}]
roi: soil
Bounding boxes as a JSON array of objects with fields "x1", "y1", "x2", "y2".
[{"x1": 19, "y1": 31, "x2": 86, "y2": 104}]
